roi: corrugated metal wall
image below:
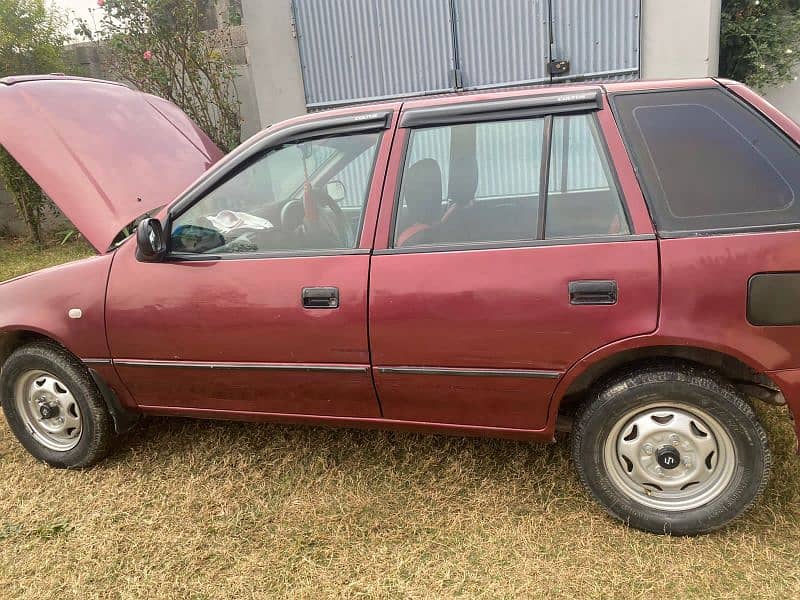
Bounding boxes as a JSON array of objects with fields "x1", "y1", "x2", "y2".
[
  {"x1": 398, "y1": 113, "x2": 609, "y2": 208},
  {"x1": 550, "y1": 0, "x2": 640, "y2": 81},
  {"x1": 405, "y1": 123, "x2": 545, "y2": 202},
  {"x1": 293, "y1": 0, "x2": 454, "y2": 108},
  {"x1": 549, "y1": 114, "x2": 611, "y2": 192},
  {"x1": 338, "y1": 146, "x2": 379, "y2": 208},
  {"x1": 452, "y1": 0, "x2": 550, "y2": 89},
  {"x1": 293, "y1": 0, "x2": 641, "y2": 107}
]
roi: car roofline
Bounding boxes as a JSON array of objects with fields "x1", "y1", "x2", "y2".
[
  {"x1": 296, "y1": 77, "x2": 725, "y2": 116},
  {"x1": 0, "y1": 74, "x2": 129, "y2": 88}
]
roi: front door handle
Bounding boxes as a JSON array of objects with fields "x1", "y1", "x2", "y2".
[
  {"x1": 569, "y1": 280, "x2": 617, "y2": 305},
  {"x1": 302, "y1": 286, "x2": 339, "y2": 309}
]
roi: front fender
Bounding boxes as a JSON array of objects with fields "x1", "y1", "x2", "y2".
[{"x1": 0, "y1": 253, "x2": 114, "y2": 361}]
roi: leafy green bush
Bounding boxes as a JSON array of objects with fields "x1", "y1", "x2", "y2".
[
  {"x1": 720, "y1": 0, "x2": 800, "y2": 89},
  {"x1": 77, "y1": 0, "x2": 241, "y2": 152}
]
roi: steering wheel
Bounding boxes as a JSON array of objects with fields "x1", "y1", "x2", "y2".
[{"x1": 281, "y1": 186, "x2": 353, "y2": 247}]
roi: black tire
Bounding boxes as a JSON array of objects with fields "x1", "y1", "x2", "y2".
[
  {"x1": 572, "y1": 361, "x2": 771, "y2": 535},
  {"x1": 0, "y1": 342, "x2": 114, "y2": 469}
]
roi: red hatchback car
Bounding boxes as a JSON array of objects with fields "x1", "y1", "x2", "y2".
[{"x1": 1, "y1": 75, "x2": 799, "y2": 535}]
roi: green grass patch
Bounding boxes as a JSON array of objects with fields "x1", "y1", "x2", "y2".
[{"x1": 0, "y1": 237, "x2": 94, "y2": 282}]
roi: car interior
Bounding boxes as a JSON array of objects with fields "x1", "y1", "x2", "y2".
[
  {"x1": 169, "y1": 113, "x2": 629, "y2": 256},
  {"x1": 170, "y1": 133, "x2": 380, "y2": 255},
  {"x1": 395, "y1": 115, "x2": 629, "y2": 247}
]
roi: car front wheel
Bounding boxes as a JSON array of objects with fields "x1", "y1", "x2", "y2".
[
  {"x1": 572, "y1": 362, "x2": 771, "y2": 535},
  {"x1": 1, "y1": 342, "x2": 114, "y2": 469}
]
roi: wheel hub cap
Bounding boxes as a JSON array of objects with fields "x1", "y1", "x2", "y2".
[
  {"x1": 38, "y1": 402, "x2": 60, "y2": 420},
  {"x1": 656, "y1": 445, "x2": 681, "y2": 470},
  {"x1": 603, "y1": 403, "x2": 736, "y2": 511},
  {"x1": 14, "y1": 370, "x2": 82, "y2": 452}
]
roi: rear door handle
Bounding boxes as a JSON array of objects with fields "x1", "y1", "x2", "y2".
[
  {"x1": 569, "y1": 280, "x2": 617, "y2": 305},
  {"x1": 302, "y1": 286, "x2": 339, "y2": 309}
]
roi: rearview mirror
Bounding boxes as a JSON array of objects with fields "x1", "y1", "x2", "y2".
[
  {"x1": 136, "y1": 218, "x2": 166, "y2": 262},
  {"x1": 326, "y1": 180, "x2": 346, "y2": 202}
]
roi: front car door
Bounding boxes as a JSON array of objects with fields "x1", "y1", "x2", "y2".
[
  {"x1": 105, "y1": 108, "x2": 399, "y2": 418},
  {"x1": 368, "y1": 89, "x2": 659, "y2": 434}
]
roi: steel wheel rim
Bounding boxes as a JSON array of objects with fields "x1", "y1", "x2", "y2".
[
  {"x1": 602, "y1": 402, "x2": 736, "y2": 512},
  {"x1": 14, "y1": 370, "x2": 82, "y2": 452}
]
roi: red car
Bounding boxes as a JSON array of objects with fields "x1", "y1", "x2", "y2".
[{"x1": 1, "y1": 74, "x2": 798, "y2": 535}]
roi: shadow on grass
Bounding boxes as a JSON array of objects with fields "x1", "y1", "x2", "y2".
[{"x1": 105, "y1": 402, "x2": 800, "y2": 533}]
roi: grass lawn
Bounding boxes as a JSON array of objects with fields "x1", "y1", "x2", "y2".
[
  {"x1": 0, "y1": 237, "x2": 94, "y2": 282},
  {"x1": 1, "y1": 239, "x2": 799, "y2": 598}
]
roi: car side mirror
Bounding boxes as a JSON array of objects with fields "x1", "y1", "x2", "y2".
[
  {"x1": 326, "y1": 180, "x2": 346, "y2": 202},
  {"x1": 136, "y1": 218, "x2": 167, "y2": 262}
]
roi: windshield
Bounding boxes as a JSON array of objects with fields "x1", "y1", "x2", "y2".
[{"x1": 209, "y1": 136, "x2": 364, "y2": 214}]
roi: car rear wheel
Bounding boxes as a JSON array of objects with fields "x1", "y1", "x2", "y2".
[
  {"x1": 1, "y1": 342, "x2": 114, "y2": 469},
  {"x1": 572, "y1": 361, "x2": 771, "y2": 535}
]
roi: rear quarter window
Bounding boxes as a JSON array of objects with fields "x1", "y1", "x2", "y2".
[{"x1": 612, "y1": 88, "x2": 800, "y2": 235}]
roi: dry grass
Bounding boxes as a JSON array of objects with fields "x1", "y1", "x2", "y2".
[
  {"x1": 1, "y1": 410, "x2": 799, "y2": 599},
  {"x1": 1, "y1": 240, "x2": 800, "y2": 599}
]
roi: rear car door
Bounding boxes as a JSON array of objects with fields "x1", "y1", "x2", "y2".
[
  {"x1": 368, "y1": 90, "x2": 659, "y2": 432},
  {"x1": 105, "y1": 110, "x2": 398, "y2": 418}
]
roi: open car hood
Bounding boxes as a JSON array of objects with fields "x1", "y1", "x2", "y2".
[{"x1": 0, "y1": 75, "x2": 224, "y2": 252}]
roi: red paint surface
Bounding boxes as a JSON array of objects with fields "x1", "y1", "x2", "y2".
[
  {"x1": 373, "y1": 372, "x2": 560, "y2": 430},
  {"x1": 137, "y1": 404, "x2": 555, "y2": 442},
  {"x1": 658, "y1": 233, "x2": 800, "y2": 372},
  {"x1": 4, "y1": 77, "x2": 800, "y2": 445},
  {"x1": 90, "y1": 363, "x2": 138, "y2": 411},
  {"x1": 720, "y1": 80, "x2": 800, "y2": 146},
  {"x1": 369, "y1": 241, "x2": 659, "y2": 428},
  {"x1": 105, "y1": 241, "x2": 379, "y2": 417},
  {"x1": 0, "y1": 255, "x2": 113, "y2": 359},
  {"x1": 125, "y1": 367, "x2": 377, "y2": 417},
  {"x1": 596, "y1": 95, "x2": 654, "y2": 235}
]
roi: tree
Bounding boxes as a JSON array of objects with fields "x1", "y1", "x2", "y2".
[
  {"x1": 0, "y1": 0, "x2": 69, "y2": 246},
  {"x1": 77, "y1": 0, "x2": 241, "y2": 152},
  {"x1": 720, "y1": 0, "x2": 800, "y2": 89}
]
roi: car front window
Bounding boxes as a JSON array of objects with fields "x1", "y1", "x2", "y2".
[{"x1": 170, "y1": 132, "x2": 382, "y2": 255}]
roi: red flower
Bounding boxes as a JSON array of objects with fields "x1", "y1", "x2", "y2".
[
  {"x1": 97, "y1": 0, "x2": 105, "y2": 6},
  {"x1": 143, "y1": 50, "x2": 153, "y2": 61}
]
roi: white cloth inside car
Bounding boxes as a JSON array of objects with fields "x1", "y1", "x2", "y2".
[{"x1": 207, "y1": 210, "x2": 273, "y2": 233}]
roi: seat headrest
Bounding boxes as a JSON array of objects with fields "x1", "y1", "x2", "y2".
[
  {"x1": 403, "y1": 158, "x2": 443, "y2": 225},
  {"x1": 448, "y1": 154, "x2": 478, "y2": 204}
]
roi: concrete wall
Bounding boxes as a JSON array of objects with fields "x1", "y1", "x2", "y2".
[
  {"x1": 237, "y1": 63, "x2": 263, "y2": 140},
  {"x1": 240, "y1": 0, "x2": 307, "y2": 126},
  {"x1": 640, "y1": 0, "x2": 721, "y2": 79},
  {"x1": 0, "y1": 188, "x2": 69, "y2": 238},
  {"x1": 225, "y1": 25, "x2": 264, "y2": 139},
  {"x1": 638, "y1": 0, "x2": 800, "y2": 127},
  {"x1": 764, "y1": 75, "x2": 800, "y2": 125},
  {"x1": 0, "y1": 188, "x2": 18, "y2": 237},
  {"x1": 70, "y1": 27, "x2": 263, "y2": 139}
]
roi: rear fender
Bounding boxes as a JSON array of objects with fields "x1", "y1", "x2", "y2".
[{"x1": 547, "y1": 334, "x2": 799, "y2": 447}]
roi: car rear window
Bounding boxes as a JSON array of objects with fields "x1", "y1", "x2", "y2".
[
  {"x1": 612, "y1": 88, "x2": 800, "y2": 235},
  {"x1": 393, "y1": 113, "x2": 629, "y2": 248}
]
